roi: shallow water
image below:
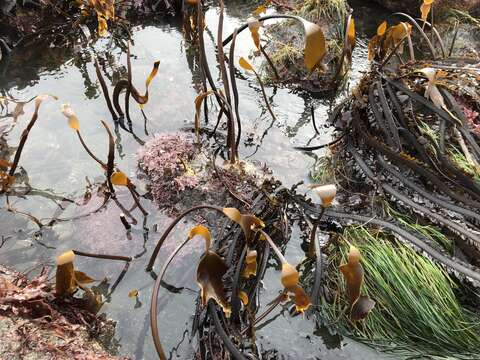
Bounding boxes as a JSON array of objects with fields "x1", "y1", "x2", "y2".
[{"x1": 0, "y1": 1, "x2": 392, "y2": 358}]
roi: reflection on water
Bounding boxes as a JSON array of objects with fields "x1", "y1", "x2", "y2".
[{"x1": 0, "y1": 1, "x2": 391, "y2": 358}]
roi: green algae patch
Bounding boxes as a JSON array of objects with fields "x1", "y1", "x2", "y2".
[{"x1": 321, "y1": 225, "x2": 480, "y2": 359}]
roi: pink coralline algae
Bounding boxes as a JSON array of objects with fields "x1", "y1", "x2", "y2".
[
  {"x1": 136, "y1": 132, "x2": 199, "y2": 206},
  {"x1": 456, "y1": 96, "x2": 480, "y2": 134}
]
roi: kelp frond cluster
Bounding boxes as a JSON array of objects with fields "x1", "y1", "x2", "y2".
[{"x1": 324, "y1": 226, "x2": 480, "y2": 359}]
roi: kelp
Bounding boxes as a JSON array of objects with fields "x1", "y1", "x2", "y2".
[
  {"x1": 148, "y1": 201, "x2": 316, "y2": 358},
  {"x1": 239, "y1": 57, "x2": 278, "y2": 122},
  {"x1": 93, "y1": 44, "x2": 159, "y2": 144},
  {"x1": 149, "y1": 222, "x2": 231, "y2": 359},
  {"x1": 5, "y1": 95, "x2": 56, "y2": 182},
  {"x1": 60, "y1": 103, "x2": 148, "y2": 218},
  {"x1": 338, "y1": 245, "x2": 375, "y2": 321}
]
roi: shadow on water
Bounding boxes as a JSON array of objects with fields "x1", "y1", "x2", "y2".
[{"x1": 0, "y1": 1, "x2": 393, "y2": 358}]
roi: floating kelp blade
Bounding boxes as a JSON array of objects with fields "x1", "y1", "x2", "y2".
[
  {"x1": 111, "y1": 171, "x2": 129, "y2": 186},
  {"x1": 345, "y1": 14, "x2": 356, "y2": 63},
  {"x1": 61, "y1": 103, "x2": 80, "y2": 130},
  {"x1": 368, "y1": 21, "x2": 387, "y2": 60},
  {"x1": 281, "y1": 262, "x2": 299, "y2": 289},
  {"x1": 239, "y1": 57, "x2": 254, "y2": 71},
  {"x1": 242, "y1": 249, "x2": 257, "y2": 279},
  {"x1": 292, "y1": 284, "x2": 311, "y2": 313},
  {"x1": 420, "y1": 67, "x2": 446, "y2": 109},
  {"x1": 310, "y1": 184, "x2": 337, "y2": 207},
  {"x1": 247, "y1": 17, "x2": 261, "y2": 49},
  {"x1": 378, "y1": 21, "x2": 387, "y2": 36},
  {"x1": 301, "y1": 19, "x2": 327, "y2": 71},
  {"x1": 420, "y1": 0, "x2": 434, "y2": 22},
  {"x1": 222, "y1": 207, "x2": 264, "y2": 243},
  {"x1": 238, "y1": 290, "x2": 249, "y2": 305},
  {"x1": 339, "y1": 245, "x2": 375, "y2": 320},
  {"x1": 189, "y1": 224, "x2": 212, "y2": 250},
  {"x1": 55, "y1": 250, "x2": 76, "y2": 295},
  {"x1": 197, "y1": 250, "x2": 231, "y2": 317},
  {"x1": 252, "y1": 2, "x2": 268, "y2": 16},
  {"x1": 194, "y1": 90, "x2": 214, "y2": 140},
  {"x1": 74, "y1": 271, "x2": 96, "y2": 285}
]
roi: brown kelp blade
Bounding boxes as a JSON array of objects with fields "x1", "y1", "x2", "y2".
[
  {"x1": 343, "y1": 14, "x2": 356, "y2": 65},
  {"x1": 56, "y1": 250, "x2": 76, "y2": 296},
  {"x1": 223, "y1": 207, "x2": 264, "y2": 243},
  {"x1": 301, "y1": 19, "x2": 327, "y2": 71},
  {"x1": 281, "y1": 262, "x2": 299, "y2": 290},
  {"x1": 247, "y1": 17, "x2": 261, "y2": 49},
  {"x1": 194, "y1": 90, "x2": 214, "y2": 140},
  {"x1": 189, "y1": 225, "x2": 212, "y2": 251},
  {"x1": 291, "y1": 284, "x2": 311, "y2": 313},
  {"x1": 339, "y1": 245, "x2": 364, "y2": 308},
  {"x1": 197, "y1": 250, "x2": 231, "y2": 317},
  {"x1": 134, "y1": 61, "x2": 161, "y2": 105},
  {"x1": 111, "y1": 171, "x2": 129, "y2": 186},
  {"x1": 242, "y1": 249, "x2": 257, "y2": 279},
  {"x1": 74, "y1": 271, "x2": 96, "y2": 285},
  {"x1": 61, "y1": 103, "x2": 80, "y2": 130}
]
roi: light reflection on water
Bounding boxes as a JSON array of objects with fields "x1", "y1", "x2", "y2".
[{"x1": 0, "y1": 1, "x2": 391, "y2": 358}]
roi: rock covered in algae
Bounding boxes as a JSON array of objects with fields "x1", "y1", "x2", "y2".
[
  {"x1": 0, "y1": 265, "x2": 128, "y2": 360},
  {"x1": 262, "y1": 0, "x2": 350, "y2": 92},
  {"x1": 136, "y1": 131, "x2": 273, "y2": 214}
]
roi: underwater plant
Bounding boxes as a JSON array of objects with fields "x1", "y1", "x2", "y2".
[{"x1": 324, "y1": 226, "x2": 480, "y2": 358}]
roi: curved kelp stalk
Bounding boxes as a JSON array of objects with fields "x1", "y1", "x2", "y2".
[
  {"x1": 223, "y1": 14, "x2": 327, "y2": 72},
  {"x1": 391, "y1": 12, "x2": 437, "y2": 58},
  {"x1": 94, "y1": 46, "x2": 158, "y2": 145},
  {"x1": 333, "y1": 12, "x2": 356, "y2": 83},
  {"x1": 238, "y1": 57, "x2": 277, "y2": 123},
  {"x1": 150, "y1": 225, "x2": 236, "y2": 359},
  {"x1": 60, "y1": 104, "x2": 147, "y2": 221},
  {"x1": 146, "y1": 205, "x2": 264, "y2": 271},
  {"x1": 112, "y1": 42, "x2": 160, "y2": 125},
  {"x1": 195, "y1": 0, "x2": 237, "y2": 163},
  {"x1": 6, "y1": 95, "x2": 57, "y2": 182}
]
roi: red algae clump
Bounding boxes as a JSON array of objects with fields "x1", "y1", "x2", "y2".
[
  {"x1": 136, "y1": 132, "x2": 199, "y2": 205},
  {"x1": 136, "y1": 131, "x2": 273, "y2": 214}
]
